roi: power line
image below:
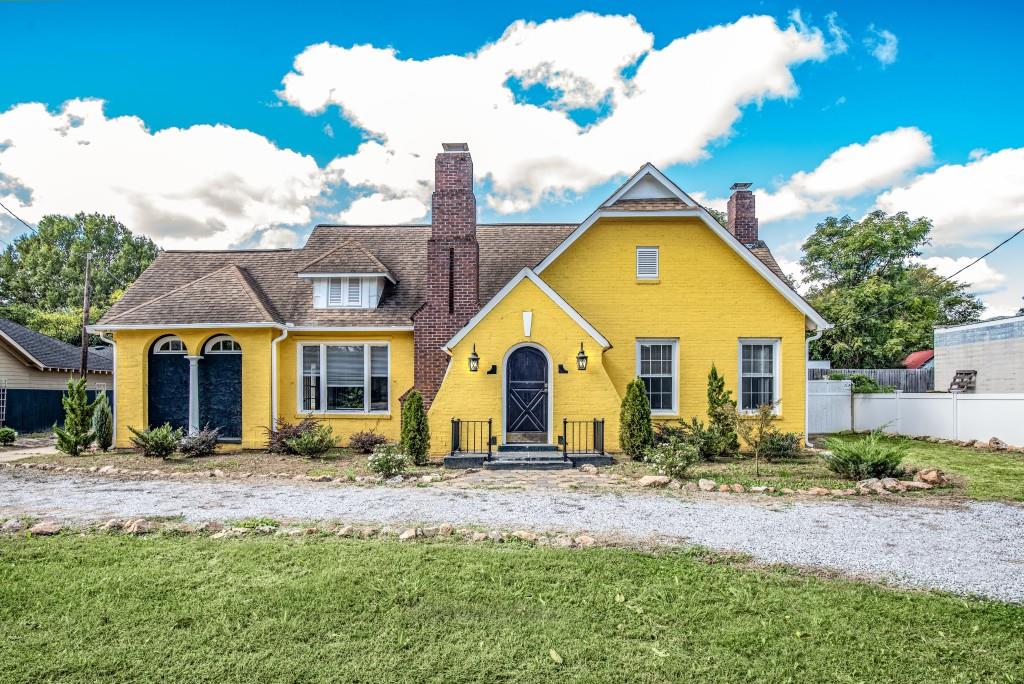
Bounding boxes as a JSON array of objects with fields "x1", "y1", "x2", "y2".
[{"x1": 0, "y1": 200, "x2": 37, "y2": 233}]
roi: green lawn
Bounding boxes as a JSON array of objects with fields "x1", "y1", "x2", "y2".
[{"x1": 1, "y1": 536, "x2": 1021, "y2": 683}]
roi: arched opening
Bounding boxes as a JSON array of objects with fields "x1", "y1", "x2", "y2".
[
  {"x1": 148, "y1": 335, "x2": 189, "y2": 431},
  {"x1": 504, "y1": 344, "x2": 551, "y2": 444},
  {"x1": 199, "y1": 335, "x2": 242, "y2": 441}
]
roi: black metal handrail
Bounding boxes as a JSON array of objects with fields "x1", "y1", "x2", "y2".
[
  {"x1": 450, "y1": 418, "x2": 493, "y2": 460},
  {"x1": 561, "y1": 418, "x2": 605, "y2": 459}
]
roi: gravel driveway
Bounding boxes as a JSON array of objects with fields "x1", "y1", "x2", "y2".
[{"x1": 3, "y1": 470, "x2": 1023, "y2": 603}]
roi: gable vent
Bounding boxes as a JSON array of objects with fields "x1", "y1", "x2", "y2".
[{"x1": 636, "y1": 247, "x2": 659, "y2": 279}]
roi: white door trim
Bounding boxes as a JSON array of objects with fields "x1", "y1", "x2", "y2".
[{"x1": 501, "y1": 342, "x2": 554, "y2": 445}]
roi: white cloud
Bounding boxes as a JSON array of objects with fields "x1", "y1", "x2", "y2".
[
  {"x1": 875, "y1": 147, "x2": 1024, "y2": 246},
  {"x1": 774, "y1": 255, "x2": 809, "y2": 293},
  {"x1": 700, "y1": 127, "x2": 933, "y2": 223},
  {"x1": 864, "y1": 25, "x2": 898, "y2": 66},
  {"x1": 280, "y1": 12, "x2": 833, "y2": 215},
  {"x1": 336, "y1": 193, "x2": 428, "y2": 224},
  {"x1": 914, "y1": 255, "x2": 1007, "y2": 292},
  {"x1": 0, "y1": 99, "x2": 327, "y2": 249},
  {"x1": 255, "y1": 227, "x2": 301, "y2": 249}
]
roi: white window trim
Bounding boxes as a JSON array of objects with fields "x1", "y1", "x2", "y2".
[
  {"x1": 738, "y1": 338, "x2": 782, "y2": 415},
  {"x1": 296, "y1": 341, "x2": 390, "y2": 415},
  {"x1": 153, "y1": 335, "x2": 186, "y2": 354},
  {"x1": 636, "y1": 338, "x2": 678, "y2": 415},
  {"x1": 204, "y1": 335, "x2": 241, "y2": 354},
  {"x1": 636, "y1": 246, "x2": 659, "y2": 279}
]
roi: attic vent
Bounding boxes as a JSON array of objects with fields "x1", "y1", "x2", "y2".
[{"x1": 636, "y1": 247, "x2": 659, "y2": 279}]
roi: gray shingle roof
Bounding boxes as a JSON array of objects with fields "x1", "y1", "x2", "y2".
[
  {"x1": 97, "y1": 221, "x2": 796, "y2": 328},
  {"x1": 0, "y1": 318, "x2": 112, "y2": 373}
]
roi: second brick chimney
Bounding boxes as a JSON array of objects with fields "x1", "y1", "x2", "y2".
[
  {"x1": 726, "y1": 182, "x2": 759, "y2": 245},
  {"x1": 412, "y1": 142, "x2": 480, "y2": 406}
]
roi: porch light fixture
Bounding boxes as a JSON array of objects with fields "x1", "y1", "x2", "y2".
[
  {"x1": 468, "y1": 344, "x2": 480, "y2": 372},
  {"x1": 576, "y1": 342, "x2": 588, "y2": 371}
]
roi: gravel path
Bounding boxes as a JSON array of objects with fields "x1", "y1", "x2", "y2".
[{"x1": 3, "y1": 470, "x2": 1023, "y2": 603}]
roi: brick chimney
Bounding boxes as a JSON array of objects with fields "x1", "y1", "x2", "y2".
[
  {"x1": 726, "y1": 182, "x2": 759, "y2": 245},
  {"x1": 412, "y1": 142, "x2": 480, "y2": 406}
]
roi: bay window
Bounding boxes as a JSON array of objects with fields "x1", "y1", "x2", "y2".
[{"x1": 299, "y1": 342, "x2": 389, "y2": 413}]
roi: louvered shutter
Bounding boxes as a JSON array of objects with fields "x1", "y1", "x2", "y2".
[
  {"x1": 346, "y1": 278, "x2": 362, "y2": 306},
  {"x1": 312, "y1": 279, "x2": 327, "y2": 309},
  {"x1": 327, "y1": 278, "x2": 344, "y2": 306},
  {"x1": 636, "y1": 247, "x2": 659, "y2": 279}
]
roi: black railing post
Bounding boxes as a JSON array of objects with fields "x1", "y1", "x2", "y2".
[
  {"x1": 562, "y1": 417, "x2": 568, "y2": 460},
  {"x1": 487, "y1": 418, "x2": 492, "y2": 461},
  {"x1": 596, "y1": 418, "x2": 605, "y2": 455},
  {"x1": 451, "y1": 419, "x2": 460, "y2": 455}
]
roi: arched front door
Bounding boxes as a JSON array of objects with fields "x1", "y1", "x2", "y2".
[
  {"x1": 148, "y1": 335, "x2": 189, "y2": 431},
  {"x1": 505, "y1": 346, "x2": 548, "y2": 443},
  {"x1": 199, "y1": 335, "x2": 243, "y2": 441}
]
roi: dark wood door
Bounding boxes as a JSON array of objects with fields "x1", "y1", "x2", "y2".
[
  {"x1": 199, "y1": 354, "x2": 242, "y2": 440},
  {"x1": 506, "y1": 347, "x2": 547, "y2": 442}
]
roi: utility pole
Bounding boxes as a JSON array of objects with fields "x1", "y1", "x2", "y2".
[{"x1": 80, "y1": 252, "x2": 92, "y2": 376}]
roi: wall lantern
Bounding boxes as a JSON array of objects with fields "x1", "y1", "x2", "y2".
[
  {"x1": 576, "y1": 342, "x2": 588, "y2": 371},
  {"x1": 468, "y1": 344, "x2": 480, "y2": 372}
]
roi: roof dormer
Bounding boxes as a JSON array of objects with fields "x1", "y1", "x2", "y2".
[{"x1": 297, "y1": 239, "x2": 396, "y2": 310}]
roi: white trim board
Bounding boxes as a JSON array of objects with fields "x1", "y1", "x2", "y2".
[
  {"x1": 298, "y1": 271, "x2": 396, "y2": 283},
  {"x1": 533, "y1": 166, "x2": 830, "y2": 331},
  {"x1": 89, "y1": 323, "x2": 414, "y2": 333},
  {"x1": 602, "y1": 163, "x2": 699, "y2": 206},
  {"x1": 443, "y1": 268, "x2": 611, "y2": 352},
  {"x1": 0, "y1": 330, "x2": 46, "y2": 370}
]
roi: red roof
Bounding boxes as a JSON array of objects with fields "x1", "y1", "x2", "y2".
[{"x1": 902, "y1": 350, "x2": 934, "y2": 369}]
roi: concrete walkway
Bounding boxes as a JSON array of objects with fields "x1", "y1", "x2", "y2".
[{"x1": 2, "y1": 468, "x2": 1023, "y2": 603}]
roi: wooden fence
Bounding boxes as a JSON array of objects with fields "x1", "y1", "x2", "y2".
[{"x1": 808, "y1": 367, "x2": 934, "y2": 393}]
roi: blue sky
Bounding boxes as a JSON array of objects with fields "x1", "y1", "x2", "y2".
[{"x1": 2, "y1": 1, "x2": 1022, "y2": 314}]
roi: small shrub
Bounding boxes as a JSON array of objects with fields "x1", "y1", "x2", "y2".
[
  {"x1": 645, "y1": 438, "x2": 701, "y2": 480},
  {"x1": 285, "y1": 423, "x2": 336, "y2": 458},
  {"x1": 128, "y1": 423, "x2": 183, "y2": 459},
  {"x1": 54, "y1": 376, "x2": 98, "y2": 456},
  {"x1": 0, "y1": 427, "x2": 16, "y2": 445},
  {"x1": 91, "y1": 393, "x2": 113, "y2": 452},
  {"x1": 264, "y1": 418, "x2": 320, "y2": 455},
  {"x1": 705, "y1": 364, "x2": 740, "y2": 456},
  {"x1": 178, "y1": 425, "x2": 221, "y2": 458},
  {"x1": 400, "y1": 390, "x2": 430, "y2": 466},
  {"x1": 759, "y1": 430, "x2": 801, "y2": 462},
  {"x1": 349, "y1": 430, "x2": 387, "y2": 454},
  {"x1": 822, "y1": 431, "x2": 906, "y2": 479},
  {"x1": 657, "y1": 417, "x2": 736, "y2": 461},
  {"x1": 735, "y1": 401, "x2": 781, "y2": 477},
  {"x1": 620, "y1": 378, "x2": 654, "y2": 460},
  {"x1": 367, "y1": 442, "x2": 408, "y2": 478}
]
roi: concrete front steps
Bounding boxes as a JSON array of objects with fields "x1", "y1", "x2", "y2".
[{"x1": 443, "y1": 444, "x2": 613, "y2": 470}]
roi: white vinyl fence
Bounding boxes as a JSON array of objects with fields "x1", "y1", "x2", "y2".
[{"x1": 808, "y1": 380, "x2": 1024, "y2": 447}]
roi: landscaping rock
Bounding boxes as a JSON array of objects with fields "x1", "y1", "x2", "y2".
[
  {"x1": 421, "y1": 527, "x2": 439, "y2": 538},
  {"x1": 471, "y1": 532, "x2": 488, "y2": 542},
  {"x1": 398, "y1": 528, "x2": 417, "y2": 541},
  {"x1": 2, "y1": 519, "x2": 25, "y2": 533},
  {"x1": 668, "y1": 480, "x2": 682, "y2": 490},
  {"x1": 807, "y1": 487, "x2": 830, "y2": 496},
  {"x1": 488, "y1": 530, "x2": 504, "y2": 543},
  {"x1": 512, "y1": 530, "x2": 538, "y2": 542},
  {"x1": 309, "y1": 475, "x2": 333, "y2": 482},
  {"x1": 438, "y1": 522, "x2": 455, "y2": 536},
  {"x1": 29, "y1": 520, "x2": 62, "y2": 535},
  {"x1": 212, "y1": 469, "x2": 226, "y2": 478},
  {"x1": 698, "y1": 479, "x2": 716, "y2": 491},
  {"x1": 718, "y1": 484, "x2": 731, "y2": 493},
  {"x1": 385, "y1": 475, "x2": 404, "y2": 485},
  {"x1": 574, "y1": 535, "x2": 596, "y2": 548},
  {"x1": 549, "y1": 536, "x2": 574, "y2": 548},
  {"x1": 916, "y1": 468, "x2": 948, "y2": 486},
  {"x1": 780, "y1": 488, "x2": 795, "y2": 495},
  {"x1": 730, "y1": 484, "x2": 745, "y2": 493},
  {"x1": 879, "y1": 478, "x2": 901, "y2": 491},
  {"x1": 857, "y1": 478, "x2": 881, "y2": 489},
  {"x1": 578, "y1": 464, "x2": 598, "y2": 474},
  {"x1": 684, "y1": 482, "x2": 699, "y2": 492},
  {"x1": 124, "y1": 519, "x2": 153, "y2": 535},
  {"x1": 98, "y1": 465, "x2": 117, "y2": 475},
  {"x1": 750, "y1": 486, "x2": 769, "y2": 493},
  {"x1": 99, "y1": 519, "x2": 122, "y2": 532},
  {"x1": 638, "y1": 475, "x2": 672, "y2": 488},
  {"x1": 336, "y1": 525, "x2": 355, "y2": 537},
  {"x1": 903, "y1": 481, "x2": 933, "y2": 491},
  {"x1": 420, "y1": 474, "x2": 441, "y2": 483}
]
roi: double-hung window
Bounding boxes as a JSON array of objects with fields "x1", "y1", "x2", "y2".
[
  {"x1": 739, "y1": 339, "x2": 780, "y2": 412},
  {"x1": 300, "y1": 343, "x2": 389, "y2": 413},
  {"x1": 636, "y1": 339, "x2": 677, "y2": 414}
]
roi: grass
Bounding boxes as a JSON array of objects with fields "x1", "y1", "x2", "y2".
[
  {"x1": 1, "y1": 535, "x2": 1021, "y2": 683},
  {"x1": 828, "y1": 434, "x2": 1024, "y2": 502}
]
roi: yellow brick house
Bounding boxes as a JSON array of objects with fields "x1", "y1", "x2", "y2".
[{"x1": 92, "y1": 143, "x2": 828, "y2": 467}]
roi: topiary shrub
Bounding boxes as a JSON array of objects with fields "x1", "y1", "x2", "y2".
[
  {"x1": 367, "y1": 442, "x2": 408, "y2": 478},
  {"x1": 128, "y1": 423, "x2": 182, "y2": 459},
  {"x1": 285, "y1": 423, "x2": 336, "y2": 458},
  {"x1": 349, "y1": 430, "x2": 387, "y2": 454},
  {"x1": 644, "y1": 437, "x2": 701, "y2": 480},
  {"x1": 264, "y1": 418, "x2": 320, "y2": 455},
  {"x1": 760, "y1": 430, "x2": 801, "y2": 462},
  {"x1": 620, "y1": 378, "x2": 654, "y2": 460},
  {"x1": 400, "y1": 390, "x2": 430, "y2": 466},
  {"x1": 178, "y1": 425, "x2": 221, "y2": 458},
  {"x1": 54, "y1": 377, "x2": 98, "y2": 456},
  {"x1": 822, "y1": 431, "x2": 906, "y2": 479},
  {"x1": 91, "y1": 393, "x2": 113, "y2": 452},
  {"x1": 0, "y1": 427, "x2": 17, "y2": 446}
]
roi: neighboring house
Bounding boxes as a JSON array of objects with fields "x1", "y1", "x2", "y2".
[
  {"x1": 91, "y1": 143, "x2": 828, "y2": 458},
  {"x1": 0, "y1": 318, "x2": 112, "y2": 432},
  {"x1": 935, "y1": 315, "x2": 1024, "y2": 393},
  {"x1": 902, "y1": 350, "x2": 934, "y2": 370}
]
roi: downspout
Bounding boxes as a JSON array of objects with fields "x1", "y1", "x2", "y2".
[
  {"x1": 270, "y1": 325, "x2": 290, "y2": 431},
  {"x1": 805, "y1": 327, "x2": 825, "y2": 447},
  {"x1": 98, "y1": 331, "x2": 117, "y2": 445}
]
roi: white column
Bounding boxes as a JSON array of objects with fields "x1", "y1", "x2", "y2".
[{"x1": 186, "y1": 355, "x2": 203, "y2": 434}]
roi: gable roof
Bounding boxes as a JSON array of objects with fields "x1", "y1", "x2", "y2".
[
  {"x1": 535, "y1": 163, "x2": 829, "y2": 330},
  {"x1": 102, "y1": 264, "x2": 281, "y2": 326},
  {"x1": 444, "y1": 268, "x2": 611, "y2": 352},
  {"x1": 298, "y1": 239, "x2": 397, "y2": 282},
  {"x1": 0, "y1": 318, "x2": 112, "y2": 373}
]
